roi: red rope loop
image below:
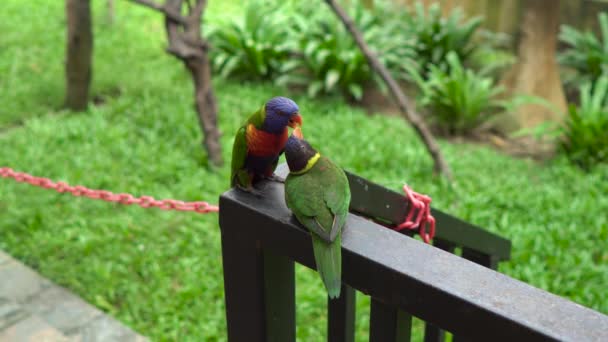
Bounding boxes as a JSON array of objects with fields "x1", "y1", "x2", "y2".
[
  {"x1": 393, "y1": 184, "x2": 436, "y2": 244},
  {"x1": 2, "y1": 167, "x2": 433, "y2": 239},
  {"x1": 0, "y1": 167, "x2": 220, "y2": 213}
]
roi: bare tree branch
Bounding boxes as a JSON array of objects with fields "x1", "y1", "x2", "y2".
[
  {"x1": 324, "y1": 0, "x2": 453, "y2": 180},
  {"x1": 164, "y1": 0, "x2": 223, "y2": 166},
  {"x1": 106, "y1": 0, "x2": 115, "y2": 24},
  {"x1": 128, "y1": 0, "x2": 222, "y2": 166},
  {"x1": 127, "y1": 0, "x2": 187, "y2": 24}
]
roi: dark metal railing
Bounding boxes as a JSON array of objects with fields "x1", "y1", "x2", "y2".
[{"x1": 218, "y1": 164, "x2": 608, "y2": 342}]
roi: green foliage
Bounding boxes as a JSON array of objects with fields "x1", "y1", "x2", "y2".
[
  {"x1": 409, "y1": 52, "x2": 503, "y2": 135},
  {"x1": 207, "y1": 0, "x2": 292, "y2": 80},
  {"x1": 558, "y1": 12, "x2": 608, "y2": 85},
  {"x1": 468, "y1": 30, "x2": 516, "y2": 79},
  {"x1": 278, "y1": 1, "x2": 415, "y2": 100},
  {"x1": 409, "y1": 51, "x2": 549, "y2": 136},
  {"x1": 400, "y1": 2, "x2": 483, "y2": 76},
  {"x1": 560, "y1": 76, "x2": 608, "y2": 169}
]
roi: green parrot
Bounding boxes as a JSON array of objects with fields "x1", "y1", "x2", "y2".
[
  {"x1": 284, "y1": 127, "x2": 351, "y2": 298},
  {"x1": 230, "y1": 97, "x2": 303, "y2": 193}
]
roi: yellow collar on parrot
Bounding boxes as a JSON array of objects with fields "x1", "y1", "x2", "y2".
[{"x1": 291, "y1": 153, "x2": 321, "y2": 175}]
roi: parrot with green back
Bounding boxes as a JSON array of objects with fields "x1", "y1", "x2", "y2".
[
  {"x1": 284, "y1": 127, "x2": 351, "y2": 299},
  {"x1": 231, "y1": 97, "x2": 302, "y2": 193}
]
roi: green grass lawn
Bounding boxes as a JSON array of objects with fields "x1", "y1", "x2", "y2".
[{"x1": 1, "y1": 1, "x2": 607, "y2": 341}]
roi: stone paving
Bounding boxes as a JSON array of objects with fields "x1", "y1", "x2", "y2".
[{"x1": 0, "y1": 251, "x2": 148, "y2": 342}]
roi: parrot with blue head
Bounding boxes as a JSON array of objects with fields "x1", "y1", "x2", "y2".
[
  {"x1": 284, "y1": 127, "x2": 351, "y2": 299},
  {"x1": 231, "y1": 97, "x2": 303, "y2": 193}
]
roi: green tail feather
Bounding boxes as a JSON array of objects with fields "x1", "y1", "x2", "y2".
[{"x1": 311, "y1": 233, "x2": 342, "y2": 299}]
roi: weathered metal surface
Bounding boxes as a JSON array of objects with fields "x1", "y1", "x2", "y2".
[
  {"x1": 263, "y1": 252, "x2": 295, "y2": 342},
  {"x1": 220, "y1": 229, "x2": 266, "y2": 342},
  {"x1": 219, "y1": 177, "x2": 608, "y2": 341},
  {"x1": 328, "y1": 285, "x2": 356, "y2": 342},
  {"x1": 424, "y1": 239, "x2": 455, "y2": 342},
  {"x1": 369, "y1": 298, "x2": 412, "y2": 342}
]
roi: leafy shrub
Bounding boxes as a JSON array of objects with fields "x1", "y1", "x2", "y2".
[
  {"x1": 560, "y1": 76, "x2": 608, "y2": 170},
  {"x1": 277, "y1": 0, "x2": 416, "y2": 100},
  {"x1": 407, "y1": 52, "x2": 504, "y2": 135},
  {"x1": 467, "y1": 30, "x2": 516, "y2": 79},
  {"x1": 399, "y1": 2, "x2": 483, "y2": 77},
  {"x1": 558, "y1": 12, "x2": 608, "y2": 85},
  {"x1": 207, "y1": 0, "x2": 293, "y2": 80}
]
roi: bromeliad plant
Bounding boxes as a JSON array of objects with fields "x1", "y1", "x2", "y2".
[
  {"x1": 558, "y1": 12, "x2": 608, "y2": 86},
  {"x1": 278, "y1": 0, "x2": 416, "y2": 101},
  {"x1": 408, "y1": 52, "x2": 549, "y2": 136},
  {"x1": 560, "y1": 76, "x2": 608, "y2": 170},
  {"x1": 207, "y1": 0, "x2": 293, "y2": 80},
  {"x1": 400, "y1": 2, "x2": 483, "y2": 77},
  {"x1": 408, "y1": 52, "x2": 503, "y2": 135}
]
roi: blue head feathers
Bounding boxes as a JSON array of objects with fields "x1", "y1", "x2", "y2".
[{"x1": 263, "y1": 97, "x2": 302, "y2": 134}]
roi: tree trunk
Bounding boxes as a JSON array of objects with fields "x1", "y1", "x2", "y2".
[
  {"x1": 165, "y1": 0, "x2": 223, "y2": 167},
  {"x1": 462, "y1": 0, "x2": 488, "y2": 22},
  {"x1": 127, "y1": 0, "x2": 223, "y2": 166},
  {"x1": 496, "y1": 0, "x2": 521, "y2": 35},
  {"x1": 106, "y1": 0, "x2": 115, "y2": 24},
  {"x1": 499, "y1": 0, "x2": 566, "y2": 131},
  {"x1": 188, "y1": 57, "x2": 222, "y2": 167},
  {"x1": 65, "y1": 0, "x2": 93, "y2": 111}
]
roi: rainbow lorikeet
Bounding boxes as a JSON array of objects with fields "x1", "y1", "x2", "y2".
[
  {"x1": 231, "y1": 97, "x2": 302, "y2": 193},
  {"x1": 284, "y1": 127, "x2": 351, "y2": 299}
]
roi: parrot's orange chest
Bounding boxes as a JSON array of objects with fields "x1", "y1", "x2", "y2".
[{"x1": 246, "y1": 124, "x2": 288, "y2": 156}]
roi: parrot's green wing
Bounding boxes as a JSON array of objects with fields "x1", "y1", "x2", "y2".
[
  {"x1": 285, "y1": 174, "x2": 331, "y2": 240},
  {"x1": 284, "y1": 157, "x2": 350, "y2": 299},
  {"x1": 248, "y1": 106, "x2": 266, "y2": 127},
  {"x1": 323, "y1": 161, "x2": 351, "y2": 242},
  {"x1": 230, "y1": 125, "x2": 248, "y2": 187},
  {"x1": 230, "y1": 106, "x2": 266, "y2": 187},
  {"x1": 284, "y1": 157, "x2": 350, "y2": 242}
]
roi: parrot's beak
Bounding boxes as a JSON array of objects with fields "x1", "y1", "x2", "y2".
[
  {"x1": 288, "y1": 113, "x2": 302, "y2": 128},
  {"x1": 293, "y1": 126, "x2": 304, "y2": 139}
]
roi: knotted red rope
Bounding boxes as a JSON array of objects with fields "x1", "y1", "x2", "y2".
[
  {"x1": 393, "y1": 185, "x2": 436, "y2": 243},
  {"x1": 1, "y1": 167, "x2": 433, "y2": 242},
  {"x1": 0, "y1": 167, "x2": 219, "y2": 213}
]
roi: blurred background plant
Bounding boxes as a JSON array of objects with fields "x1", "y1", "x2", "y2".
[
  {"x1": 206, "y1": 0, "x2": 607, "y2": 170},
  {"x1": 407, "y1": 52, "x2": 504, "y2": 135},
  {"x1": 398, "y1": 2, "x2": 483, "y2": 76},
  {"x1": 558, "y1": 12, "x2": 608, "y2": 89},
  {"x1": 560, "y1": 76, "x2": 608, "y2": 170},
  {"x1": 467, "y1": 30, "x2": 517, "y2": 80},
  {"x1": 207, "y1": 0, "x2": 293, "y2": 80},
  {"x1": 277, "y1": 0, "x2": 416, "y2": 100},
  {"x1": 207, "y1": 0, "x2": 514, "y2": 105}
]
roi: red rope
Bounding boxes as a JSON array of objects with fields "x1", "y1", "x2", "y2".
[
  {"x1": 0, "y1": 167, "x2": 219, "y2": 213},
  {"x1": 1, "y1": 167, "x2": 433, "y2": 242},
  {"x1": 392, "y1": 185, "x2": 436, "y2": 244}
]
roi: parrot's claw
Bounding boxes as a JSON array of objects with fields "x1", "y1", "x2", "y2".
[
  {"x1": 265, "y1": 174, "x2": 285, "y2": 183},
  {"x1": 235, "y1": 184, "x2": 264, "y2": 198}
]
